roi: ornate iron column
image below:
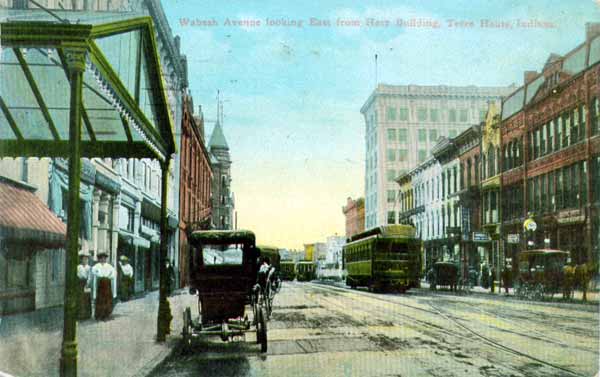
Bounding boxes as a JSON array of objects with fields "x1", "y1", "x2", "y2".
[
  {"x1": 60, "y1": 47, "x2": 86, "y2": 377},
  {"x1": 157, "y1": 157, "x2": 173, "y2": 341}
]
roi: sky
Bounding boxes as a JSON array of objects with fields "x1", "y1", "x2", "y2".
[{"x1": 162, "y1": 0, "x2": 600, "y2": 250}]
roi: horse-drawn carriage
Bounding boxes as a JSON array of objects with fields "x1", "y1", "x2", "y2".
[
  {"x1": 182, "y1": 230, "x2": 268, "y2": 352},
  {"x1": 256, "y1": 245, "x2": 282, "y2": 319},
  {"x1": 515, "y1": 249, "x2": 570, "y2": 300},
  {"x1": 428, "y1": 261, "x2": 459, "y2": 291}
]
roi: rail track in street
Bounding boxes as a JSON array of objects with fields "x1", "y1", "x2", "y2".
[{"x1": 308, "y1": 282, "x2": 594, "y2": 377}]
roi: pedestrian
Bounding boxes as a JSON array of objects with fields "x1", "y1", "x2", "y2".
[
  {"x1": 118, "y1": 255, "x2": 134, "y2": 301},
  {"x1": 490, "y1": 266, "x2": 496, "y2": 293},
  {"x1": 77, "y1": 251, "x2": 92, "y2": 320},
  {"x1": 502, "y1": 266, "x2": 510, "y2": 295},
  {"x1": 481, "y1": 263, "x2": 490, "y2": 289},
  {"x1": 166, "y1": 259, "x2": 175, "y2": 295},
  {"x1": 92, "y1": 251, "x2": 116, "y2": 320}
]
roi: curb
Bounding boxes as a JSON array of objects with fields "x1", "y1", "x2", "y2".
[{"x1": 131, "y1": 338, "x2": 178, "y2": 377}]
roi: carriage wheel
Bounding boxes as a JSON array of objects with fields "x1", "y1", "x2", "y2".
[
  {"x1": 182, "y1": 307, "x2": 192, "y2": 348},
  {"x1": 258, "y1": 307, "x2": 268, "y2": 353}
]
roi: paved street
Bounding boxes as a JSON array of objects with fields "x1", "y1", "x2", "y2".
[{"x1": 149, "y1": 282, "x2": 599, "y2": 377}]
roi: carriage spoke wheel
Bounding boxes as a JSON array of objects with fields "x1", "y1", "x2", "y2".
[{"x1": 257, "y1": 307, "x2": 268, "y2": 353}]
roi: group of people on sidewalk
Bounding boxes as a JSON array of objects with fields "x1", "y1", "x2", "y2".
[{"x1": 77, "y1": 251, "x2": 134, "y2": 321}]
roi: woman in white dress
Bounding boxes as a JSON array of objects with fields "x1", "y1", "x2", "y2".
[{"x1": 92, "y1": 252, "x2": 117, "y2": 320}]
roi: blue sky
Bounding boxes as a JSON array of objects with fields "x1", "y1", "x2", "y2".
[{"x1": 163, "y1": 0, "x2": 600, "y2": 249}]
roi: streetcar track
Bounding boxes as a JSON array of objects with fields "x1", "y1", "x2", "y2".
[
  {"x1": 313, "y1": 283, "x2": 592, "y2": 377},
  {"x1": 440, "y1": 300, "x2": 597, "y2": 352},
  {"x1": 307, "y1": 282, "x2": 589, "y2": 377},
  {"x1": 426, "y1": 301, "x2": 587, "y2": 377}
]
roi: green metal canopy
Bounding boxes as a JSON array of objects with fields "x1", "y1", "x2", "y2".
[
  {"x1": 0, "y1": 17, "x2": 178, "y2": 376},
  {"x1": 0, "y1": 17, "x2": 176, "y2": 161}
]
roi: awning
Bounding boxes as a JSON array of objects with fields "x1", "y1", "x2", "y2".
[{"x1": 0, "y1": 176, "x2": 66, "y2": 248}]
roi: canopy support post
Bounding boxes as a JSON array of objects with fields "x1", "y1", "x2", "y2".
[
  {"x1": 60, "y1": 48, "x2": 86, "y2": 377},
  {"x1": 157, "y1": 157, "x2": 173, "y2": 342}
]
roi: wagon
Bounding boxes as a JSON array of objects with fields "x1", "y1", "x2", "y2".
[
  {"x1": 428, "y1": 261, "x2": 459, "y2": 291},
  {"x1": 515, "y1": 249, "x2": 569, "y2": 300},
  {"x1": 183, "y1": 230, "x2": 268, "y2": 352}
]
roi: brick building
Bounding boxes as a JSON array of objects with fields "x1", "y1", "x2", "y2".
[
  {"x1": 178, "y1": 94, "x2": 213, "y2": 287},
  {"x1": 455, "y1": 125, "x2": 483, "y2": 276},
  {"x1": 500, "y1": 23, "x2": 600, "y2": 266},
  {"x1": 342, "y1": 197, "x2": 365, "y2": 238}
]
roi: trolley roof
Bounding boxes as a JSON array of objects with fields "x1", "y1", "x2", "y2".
[{"x1": 347, "y1": 225, "x2": 417, "y2": 243}]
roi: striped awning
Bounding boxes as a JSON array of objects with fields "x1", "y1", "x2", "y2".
[{"x1": 0, "y1": 176, "x2": 66, "y2": 248}]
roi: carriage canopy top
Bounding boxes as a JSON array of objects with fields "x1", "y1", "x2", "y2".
[{"x1": 189, "y1": 230, "x2": 256, "y2": 246}]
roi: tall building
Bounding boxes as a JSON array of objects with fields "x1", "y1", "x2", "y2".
[
  {"x1": 209, "y1": 120, "x2": 234, "y2": 230},
  {"x1": 360, "y1": 84, "x2": 512, "y2": 229}
]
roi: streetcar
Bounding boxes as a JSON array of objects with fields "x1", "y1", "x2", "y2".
[
  {"x1": 343, "y1": 225, "x2": 421, "y2": 292},
  {"x1": 296, "y1": 261, "x2": 316, "y2": 281},
  {"x1": 280, "y1": 260, "x2": 297, "y2": 280},
  {"x1": 183, "y1": 230, "x2": 268, "y2": 352}
]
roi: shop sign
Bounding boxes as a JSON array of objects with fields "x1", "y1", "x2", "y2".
[
  {"x1": 507, "y1": 234, "x2": 520, "y2": 244},
  {"x1": 473, "y1": 232, "x2": 490, "y2": 242}
]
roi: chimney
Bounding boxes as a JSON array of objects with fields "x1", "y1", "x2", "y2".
[
  {"x1": 524, "y1": 71, "x2": 538, "y2": 84},
  {"x1": 586, "y1": 22, "x2": 600, "y2": 41}
]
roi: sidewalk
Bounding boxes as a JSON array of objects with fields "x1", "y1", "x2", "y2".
[{"x1": 0, "y1": 290, "x2": 195, "y2": 377}]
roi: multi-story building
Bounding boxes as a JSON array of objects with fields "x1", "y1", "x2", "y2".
[
  {"x1": 360, "y1": 84, "x2": 511, "y2": 230},
  {"x1": 431, "y1": 136, "x2": 463, "y2": 266},
  {"x1": 209, "y1": 120, "x2": 234, "y2": 230},
  {"x1": 500, "y1": 23, "x2": 600, "y2": 267},
  {"x1": 397, "y1": 156, "x2": 442, "y2": 269},
  {"x1": 454, "y1": 125, "x2": 483, "y2": 275},
  {"x1": 479, "y1": 103, "x2": 503, "y2": 279},
  {"x1": 342, "y1": 197, "x2": 365, "y2": 238},
  {"x1": 398, "y1": 124, "x2": 485, "y2": 275},
  {"x1": 178, "y1": 94, "x2": 213, "y2": 288}
]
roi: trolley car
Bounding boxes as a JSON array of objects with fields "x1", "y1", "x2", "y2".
[
  {"x1": 183, "y1": 230, "x2": 268, "y2": 352},
  {"x1": 296, "y1": 261, "x2": 316, "y2": 281},
  {"x1": 280, "y1": 261, "x2": 297, "y2": 280},
  {"x1": 343, "y1": 225, "x2": 421, "y2": 292}
]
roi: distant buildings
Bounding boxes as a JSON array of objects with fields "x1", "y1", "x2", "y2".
[
  {"x1": 360, "y1": 84, "x2": 512, "y2": 230},
  {"x1": 342, "y1": 197, "x2": 365, "y2": 238}
]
